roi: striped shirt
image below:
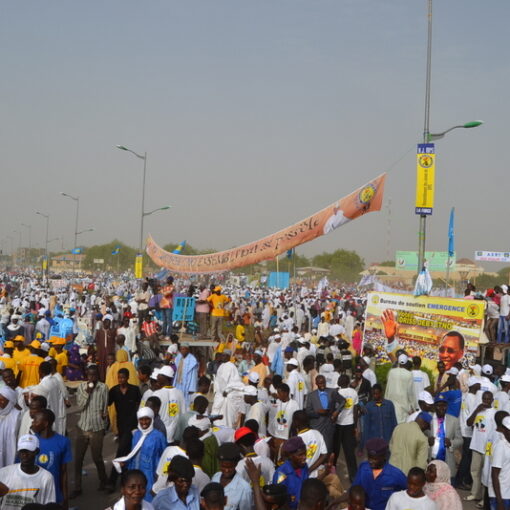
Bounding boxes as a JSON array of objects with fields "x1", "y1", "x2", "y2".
[{"x1": 77, "y1": 381, "x2": 108, "y2": 432}]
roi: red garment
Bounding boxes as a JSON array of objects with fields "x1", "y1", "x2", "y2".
[{"x1": 352, "y1": 330, "x2": 362, "y2": 355}]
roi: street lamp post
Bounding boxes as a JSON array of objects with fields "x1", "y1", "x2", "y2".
[
  {"x1": 60, "y1": 192, "x2": 80, "y2": 250},
  {"x1": 116, "y1": 146, "x2": 147, "y2": 253},
  {"x1": 21, "y1": 223, "x2": 32, "y2": 266},
  {"x1": 36, "y1": 211, "x2": 50, "y2": 278},
  {"x1": 416, "y1": 0, "x2": 483, "y2": 276}
]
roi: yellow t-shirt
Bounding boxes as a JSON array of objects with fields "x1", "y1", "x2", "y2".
[
  {"x1": 207, "y1": 294, "x2": 230, "y2": 317},
  {"x1": 19, "y1": 355, "x2": 44, "y2": 388},
  {"x1": 55, "y1": 351, "x2": 68, "y2": 375}
]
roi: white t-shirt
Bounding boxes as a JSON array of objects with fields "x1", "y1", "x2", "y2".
[
  {"x1": 0, "y1": 464, "x2": 55, "y2": 510},
  {"x1": 267, "y1": 399, "x2": 299, "y2": 439},
  {"x1": 494, "y1": 391, "x2": 510, "y2": 412},
  {"x1": 412, "y1": 370, "x2": 431, "y2": 402},
  {"x1": 385, "y1": 490, "x2": 437, "y2": 510},
  {"x1": 490, "y1": 435, "x2": 510, "y2": 498},
  {"x1": 246, "y1": 401, "x2": 268, "y2": 436},
  {"x1": 500, "y1": 294, "x2": 510, "y2": 317},
  {"x1": 470, "y1": 407, "x2": 496, "y2": 454},
  {"x1": 236, "y1": 454, "x2": 275, "y2": 486},
  {"x1": 337, "y1": 388, "x2": 358, "y2": 426},
  {"x1": 298, "y1": 428, "x2": 328, "y2": 477},
  {"x1": 460, "y1": 392, "x2": 477, "y2": 438}
]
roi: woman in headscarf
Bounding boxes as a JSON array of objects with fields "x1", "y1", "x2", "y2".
[
  {"x1": 112, "y1": 407, "x2": 167, "y2": 501},
  {"x1": 106, "y1": 349, "x2": 140, "y2": 435},
  {"x1": 424, "y1": 459, "x2": 462, "y2": 510},
  {"x1": 0, "y1": 386, "x2": 21, "y2": 467},
  {"x1": 65, "y1": 343, "x2": 85, "y2": 381}
]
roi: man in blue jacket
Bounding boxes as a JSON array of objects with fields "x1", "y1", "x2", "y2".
[
  {"x1": 273, "y1": 436, "x2": 309, "y2": 509},
  {"x1": 352, "y1": 437, "x2": 407, "y2": 510}
]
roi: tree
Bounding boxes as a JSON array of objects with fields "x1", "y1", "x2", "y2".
[
  {"x1": 311, "y1": 249, "x2": 365, "y2": 282},
  {"x1": 379, "y1": 260, "x2": 396, "y2": 267},
  {"x1": 82, "y1": 241, "x2": 138, "y2": 271}
]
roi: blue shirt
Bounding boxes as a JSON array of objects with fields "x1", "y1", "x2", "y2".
[
  {"x1": 273, "y1": 460, "x2": 309, "y2": 510},
  {"x1": 35, "y1": 433, "x2": 72, "y2": 504},
  {"x1": 152, "y1": 484, "x2": 200, "y2": 510},
  {"x1": 352, "y1": 461, "x2": 407, "y2": 510},
  {"x1": 363, "y1": 400, "x2": 398, "y2": 446},
  {"x1": 211, "y1": 472, "x2": 253, "y2": 510},
  {"x1": 318, "y1": 391, "x2": 329, "y2": 409}
]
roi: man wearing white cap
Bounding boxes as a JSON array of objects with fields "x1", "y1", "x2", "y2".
[
  {"x1": 285, "y1": 358, "x2": 307, "y2": 408},
  {"x1": 494, "y1": 374, "x2": 510, "y2": 413},
  {"x1": 154, "y1": 365, "x2": 186, "y2": 443},
  {"x1": 0, "y1": 434, "x2": 55, "y2": 508},
  {"x1": 476, "y1": 364, "x2": 498, "y2": 405},
  {"x1": 406, "y1": 391, "x2": 434, "y2": 423},
  {"x1": 411, "y1": 356, "x2": 431, "y2": 403},
  {"x1": 243, "y1": 385, "x2": 268, "y2": 436},
  {"x1": 497, "y1": 285, "x2": 510, "y2": 344},
  {"x1": 385, "y1": 354, "x2": 416, "y2": 424}
]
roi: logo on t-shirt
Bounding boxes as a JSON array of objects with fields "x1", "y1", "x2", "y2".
[
  {"x1": 168, "y1": 402, "x2": 179, "y2": 417},
  {"x1": 306, "y1": 442, "x2": 318, "y2": 459}
]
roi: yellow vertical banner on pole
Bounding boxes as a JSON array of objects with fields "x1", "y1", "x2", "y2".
[
  {"x1": 415, "y1": 143, "x2": 435, "y2": 215},
  {"x1": 135, "y1": 254, "x2": 143, "y2": 279}
]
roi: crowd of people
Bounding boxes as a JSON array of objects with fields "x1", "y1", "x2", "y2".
[{"x1": 0, "y1": 273, "x2": 509, "y2": 510}]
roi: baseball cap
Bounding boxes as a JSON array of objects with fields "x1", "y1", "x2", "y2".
[
  {"x1": 159, "y1": 365, "x2": 175, "y2": 380},
  {"x1": 482, "y1": 364, "x2": 493, "y2": 376},
  {"x1": 248, "y1": 372, "x2": 260, "y2": 384},
  {"x1": 18, "y1": 434, "x2": 39, "y2": 452},
  {"x1": 285, "y1": 359, "x2": 298, "y2": 367},
  {"x1": 398, "y1": 354, "x2": 408, "y2": 365},
  {"x1": 243, "y1": 385, "x2": 258, "y2": 396},
  {"x1": 418, "y1": 391, "x2": 434, "y2": 405},
  {"x1": 234, "y1": 427, "x2": 255, "y2": 442}
]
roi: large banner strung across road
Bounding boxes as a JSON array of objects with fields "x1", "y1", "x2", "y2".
[
  {"x1": 146, "y1": 173, "x2": 386, "y2": 274},
  {"x1": 364, "y1": 291, "x2": 485, "y2": 369}
]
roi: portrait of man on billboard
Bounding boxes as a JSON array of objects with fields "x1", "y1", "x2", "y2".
[{"x1": 438, "y1": 331, "x2": 465, "y2": 370}]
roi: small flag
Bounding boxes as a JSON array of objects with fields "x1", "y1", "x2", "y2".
[
  {"x1": 172, "y1": 240, "x2": 186, "y2": 254},
  {"x1": 71, "y1": 248, "x2": 82, "y2": 254},
  {"x1": 448, "y1": 207, "x2": 455, "y2": 257},
  {"x1": 286, "y1": 248, "x2": 294, "y2": 259}
]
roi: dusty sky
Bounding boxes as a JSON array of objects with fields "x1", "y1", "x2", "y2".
[{"x1": 1, "y1": 1, "x2": 508, "y2": 270}]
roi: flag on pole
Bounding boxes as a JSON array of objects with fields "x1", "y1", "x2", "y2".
[
  {"x1": 286, "y1": 248, "x2": 294, "y2": 259},
  {"x1": 448, "y1": 207, "x2": 455, "y2": 257},
  {"x1": 172, "y1": 240, "x2": 187, "y2": 254},
  {"x1": 111, "y1": 245, "x2": 121, "y2": 255},
  {"x1": 71, "y1": 248, "x2": 82, "y2": 254}
]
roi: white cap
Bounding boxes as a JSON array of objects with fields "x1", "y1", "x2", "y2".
[
  {"x1": 273, "y1": 328, "x2": 280, "y2": 332},
  {"x1": 248, "y1": 372, "x2": 260, "y2": 384},
  {"x1": 362, "y1": 356, "x2": 370, "y2": 365},
  {"x1": 40, "y1": 343, "x2": 50, "y2": 352},
  {"x1": 418, "y1": 391, "x2": 434, "y2": 405},
  {"x1": 274, "y1": 334, "x2": 281, "y2": 340},
  {"x1": 501, "y1": 374, "x2": 510, "y2": 383},
  {"x1": 159, "y1": 365, "x2": 175, "y2": 380},
  {"x1": 311, "y1": 329, "x2": 317, "y2": 334},
  {"x1": 285, "y1": 359, "x2": 298, "y2": 367},
  {"x1": 243, "y1": 385, "x2": 258, "y2": 396},
  {"x1": 447, "y1": 367, "x2": 459, "y2": 376},
  {"x1": 482, "y1": 364, "x2": 493, "y2": 375},
  {"x1": 150, "y1": 368, "x2": 161, "y2": 380},
  {"x1": 398, "y1": 354, "x2": 409, "y2": 365},
  {"x1": 103, "y1": 313, "x2": 113, "y2": 321},
  {"x1": 503, "y1": 416, "x2": 510, "y2": 430},
  {"x1": 18, "y1": 434, "x2": 39, "y2": 452},
  {"x1": 297, "y1": 337, "x2": 306, "y2": 344}
]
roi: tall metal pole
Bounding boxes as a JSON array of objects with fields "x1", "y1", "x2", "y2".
[
  {"x1": 417, "y1": 0, "x2": 433, "y2": 276},
  {"x1": 140, "y1": 152, "x2": 147, "y2": 253},
  {"x1": 74, "y1": 198, "x2": 80, "y2": 250}
]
